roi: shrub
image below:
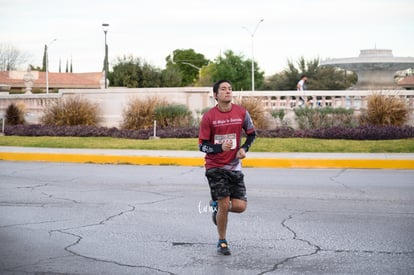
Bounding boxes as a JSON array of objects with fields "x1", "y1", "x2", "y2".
[
  {"x1": 270, "y1": 109, "x2": 285, "y2": 121},
  {"x1": 5, "y1": 103, "x2": 25, "y2": 125},
  {"x1": 41, "y1": 96, "x2": 100, "y2": 126},
  {"x1": 121, "y1": 96, "x2": 167, "y2": 130},
  {"x1": 294, "y1": 107, "x2": 356, "y2": 129},
  {"x1": 270, "y1": 109, "x2": 290, "y2": 127},
  {"x1": 154, "y1": 104, "x2": 193, "y2": 128},
  {"x1": 360, "y1": 93, "x2": 409, "y2": 126}
]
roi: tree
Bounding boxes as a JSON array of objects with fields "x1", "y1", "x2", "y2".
[
  {"x1": 207, "y1": 50, "x2": 264, "y2": 91},
  {"x1": 109, "y1": 55, "x2": 163, "y2": 88},
  {"x1": 263, "y1": 56, "x2": 357, "y2": 90},
  {"x1": 165, "y1": 49, "x2": 209, "y2": 86},
  {"x1": 0, "y1": 43, "x2": 28, "y2": 71},
  {"x1": 41, "y1": 44, "x2": 47, "y2": 71}
]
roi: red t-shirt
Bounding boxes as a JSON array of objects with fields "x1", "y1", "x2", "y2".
[{"x1": 199, "y1": 104, "x2": 255, "y2": 170}]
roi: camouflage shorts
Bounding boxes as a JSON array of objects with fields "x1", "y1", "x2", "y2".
[{"x1": 205, "y1": 168, "x2": 247, "y2": 201}]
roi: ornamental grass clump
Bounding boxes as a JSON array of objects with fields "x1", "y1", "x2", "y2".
[
  {"x1": 236, "y1": 97, "x2": 270, "y2": 129},
  {"x1": 41, "y1": 96, "x2": 100, "y2": 126},
  {"x1": 121, "y1": 96, "x2": 168, "y2": 130},
  {"x1": 360, "y1": 93, "x2": 409, "y2": 126}
]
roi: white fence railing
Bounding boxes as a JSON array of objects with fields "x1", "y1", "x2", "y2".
[{"x1": 228, "y1": 90, "x2": 414, "y2": 111}]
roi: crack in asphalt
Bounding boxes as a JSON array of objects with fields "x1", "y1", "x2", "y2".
[
  {"x1": 48, "y1": 204, "x2": 137, "y2": 236},
  {"x1": 40, "y1": 191, "x2": 80, "y2": 204},
  {"x1": 258, "y1": 211, "x2": 321, "y2": 274},
  {"x1": 172, "y1": 241, "x2": 212, "y2": 247},
  {"x1": 329, "y1": 169, "x2": 366, "y2": 194},
  {"x1": 56, "y1": 230, "x2": 175, "y2": 274},
  {"x1": 48, "y1": 204, "x2": 176, "y2": 275},
  {"x1": 17, "y1": 183, "x2": 50, "y2": 190},
  {"x1": 258, "y1": 210, "x2": 413, "y2": 274}
]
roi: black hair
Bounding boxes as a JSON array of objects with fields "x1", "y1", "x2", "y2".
[
  {"x1": 300, "y1": 75, "x2": 307, "y2": 79},
  {"x1": 213, "y1": 79, "x2": 232, "y2": 94}
]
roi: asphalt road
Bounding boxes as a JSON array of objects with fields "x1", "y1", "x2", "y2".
[{"x1": 0, "y1": 161, "x2": 413, "y2": 275}]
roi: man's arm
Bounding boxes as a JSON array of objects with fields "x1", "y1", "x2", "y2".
[
  {"x1": 240, "y1": 130, "x2": 256, "y2": 152},
  {"x1": 199, "y1": 139, "x2": 223, "y2": 154}
]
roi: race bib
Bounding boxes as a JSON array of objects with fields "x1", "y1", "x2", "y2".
[{"x1": 214, "y1": 133, "x2": 237, "y2": 150}]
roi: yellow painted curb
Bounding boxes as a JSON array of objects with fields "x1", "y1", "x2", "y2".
[
  {"x1": 243, "y1": 158, "x2": 414, "y2": 169},
  {"x1": 0, "y1": 152, "x2": 204, "y2": 166},
  {"x1": 1, "y1": 152, "x2": 414, "y2": 169}
]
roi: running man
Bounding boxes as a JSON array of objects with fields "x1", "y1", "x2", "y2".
[{"x1": 199, "y1": 79, "x2": 256, "y2": 255}]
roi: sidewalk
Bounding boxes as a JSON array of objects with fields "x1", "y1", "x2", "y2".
[{"x1": 1, "y1": 146, "x2": 414, "y2": 169}]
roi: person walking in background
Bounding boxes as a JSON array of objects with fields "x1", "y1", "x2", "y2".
[
  {"x1": 296, "y1": 75, "x2": 308, "y2": 106},
  {"x1": 198, "y1": 79, "x2": 256, "y2": 256}
]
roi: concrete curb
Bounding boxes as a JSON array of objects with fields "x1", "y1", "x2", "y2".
[{"x1": 1, "y1": 147, "x2": 414, "y2": 169}]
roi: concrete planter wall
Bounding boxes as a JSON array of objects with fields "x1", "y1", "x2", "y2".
[{"x1": 1, "y1": 88, "x2": 413, "y2": 128}]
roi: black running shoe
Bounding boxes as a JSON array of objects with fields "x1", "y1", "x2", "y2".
[
  {"x1": 217, "y1": 241, "x2": 231, "y2": 255},
  {"x1": 210, "y1": 200, "x2": 218, "y2": 225}
]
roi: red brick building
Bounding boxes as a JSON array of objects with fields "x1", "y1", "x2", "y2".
[{"x1": 0, "y1": 70, "x2": 103, "y2": 93}]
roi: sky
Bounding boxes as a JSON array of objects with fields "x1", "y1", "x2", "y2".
[{"x1": 1, "y1": 0, "x2": 413, "y2": 76}]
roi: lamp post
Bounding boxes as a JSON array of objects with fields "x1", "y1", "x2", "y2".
[
  {"x1": 171, "y1": 52, "x2": 202, "y2": 71},
  {"x1": 102, "y1": 23, "x2": 109, "y2": 89},
  {"x1": 45, "y1": 38, "x2": 57, "y2": 94},
  {"x1": 243, "y1": 19, "x2": 264, "y2": 92}
]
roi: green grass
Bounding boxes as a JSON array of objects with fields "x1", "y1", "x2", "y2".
[{"x1": 1, "y1": 136, "x2": 414, "y2": 153}]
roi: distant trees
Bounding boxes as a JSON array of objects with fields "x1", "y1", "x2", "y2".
[
  {"x1": 110, "y1": 49, "x2": 265, "y2": 89},
  {"x1": 108, "y1": 55, "x2": 164, "y2": 88},
  {"x1": 108, "y1": 52, "x2": 354, "y2": 90},
  {"x1": 205, "y1": 49, "x2": 264, "y2": 91},
  {"x1": 0, "y1": 43, "x2": 28, "y2": 71},
  {"x1": 263, "y1": 57, "x2": 357, "y2": 90}
]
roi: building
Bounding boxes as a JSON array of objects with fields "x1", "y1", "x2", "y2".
[
  {"x1": 0, "y1": 70, "x2": 104, "y2": 93},
  {"x1": 320, "y1": 49, "x2": 414, "y2": 90},
  {"x1": 398, "y1": 76, "x2": 414, "y2": 90}
]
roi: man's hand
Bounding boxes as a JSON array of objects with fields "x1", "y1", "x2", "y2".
[
  {"x1": 222, "y1": 140, "x2": 233, "y2": 151},
  {"x1": 236, "y1": 148, "x2": 246, "y2": 159}
]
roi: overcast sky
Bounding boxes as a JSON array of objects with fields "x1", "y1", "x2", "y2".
[{"x1": 1, "y1": 0, "x2": 413, "y2": 76}]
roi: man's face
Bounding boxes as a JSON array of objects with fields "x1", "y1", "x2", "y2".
[{"x1": 216, "y1": 82, "x2": 232, "y2": 103}]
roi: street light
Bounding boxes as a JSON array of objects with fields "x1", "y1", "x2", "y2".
[
  {"x1": 171, "y1": 52, "x2": 202, "y2": 71},
  {"x1": 243, "y1": 19, "x2": 264, "y2": 92},
  {"x1": 45, "y1": 38, "x2": 57, "y2": 94},
  {"x1": 102, "y1": 23, "x2": 109, "y2": 89}
]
